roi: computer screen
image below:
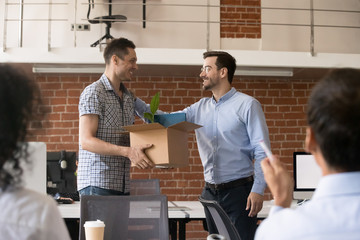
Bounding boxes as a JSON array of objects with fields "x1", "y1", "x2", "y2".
[
  {"x1": 21, "y1": 142, "x2": 47, "y2": 195},
  {"x1": 293, "y1": 152, "x2": 322, "y2": 200},
  {"x1": 47, "y1": 151, "x2": 78, "y2": 198}
]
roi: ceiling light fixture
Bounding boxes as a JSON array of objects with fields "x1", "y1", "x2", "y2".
[
  {"x1": 235, "y1": 67, "x2": 293, "y2": 77},
  {"x1": 32, "y1": 64, "x2": 104, "y2": 73}
]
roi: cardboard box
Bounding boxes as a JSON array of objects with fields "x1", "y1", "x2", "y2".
[{"x1": 123, "y1": 121, "x2": 201, "y2": 168}]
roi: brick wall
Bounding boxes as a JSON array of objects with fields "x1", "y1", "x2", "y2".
[
  {"x1": 28, "y1": 72, "x2": 318, "y2": 239},
  {"x1": 221, "y1": 0, "x2": 261, "y2": 38}
]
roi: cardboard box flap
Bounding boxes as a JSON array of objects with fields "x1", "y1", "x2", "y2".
[
  {"x1": 123, "y1": 123, "x2": 165, "y2": 132},
  {"x1": 168, "y1": 121, "x2": 202, "y2": 132}
]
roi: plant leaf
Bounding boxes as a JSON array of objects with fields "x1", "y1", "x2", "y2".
[
  {"x1": 150, "y1": 92, "x2": 160, "y2": 115},
  {"x1": 144, "y1": 112, "x2": 154, "y2": 123}
]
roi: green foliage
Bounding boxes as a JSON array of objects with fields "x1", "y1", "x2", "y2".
[{"x1": 144, "y1": 92, "x2": 160, "y2": 123}]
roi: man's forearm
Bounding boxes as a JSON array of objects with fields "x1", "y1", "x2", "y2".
[{"x1": 80, "y1": 136, "x2": 129, "y2": 158}]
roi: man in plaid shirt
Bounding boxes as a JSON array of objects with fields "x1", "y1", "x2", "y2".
[{"x1": 77, "y1": 38, "x2": 154, "y2": 196}]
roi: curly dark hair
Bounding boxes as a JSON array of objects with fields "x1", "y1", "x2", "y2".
[{"x1": 0, "y1": 64, "x2": 44, "y2": 191}]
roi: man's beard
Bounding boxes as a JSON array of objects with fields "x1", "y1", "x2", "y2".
[{"x1": 202, "y1": 79, "x2": 214, "y2": 91}]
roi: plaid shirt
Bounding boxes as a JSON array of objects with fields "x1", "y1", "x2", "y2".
[{"x1": 77, "y1": 74, "x2": 136, "y2": 193}]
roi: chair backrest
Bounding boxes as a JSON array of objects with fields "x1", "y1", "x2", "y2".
[
  {"x1": 79, "y1": 194, "x2": 169, "y2": 240},
  {"x1": 199, "y1": 197, "x2": 242, "y2": 240},
  {"x1": 130, "y1": 179, "x2": 161, "y2": 195}
]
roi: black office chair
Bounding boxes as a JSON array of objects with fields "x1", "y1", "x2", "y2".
[
  {"x1": 79, "y1": 194, "x2": 169, "y2": 240},
  {"x1": 199, "y1": 197, "x2": 242, "y2": 240},
  {"x1": 87, "y1": 0, "x2": 127, "y2": 47}
]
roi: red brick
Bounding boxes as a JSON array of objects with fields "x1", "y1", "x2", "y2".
[
  {"x1": 46, "y1": 76, "x2": 61, "y2": 82},
  {"x1": 50, "y1": 98, "x2": 66, "y2": 105},
  {"x1": 41, "y1": 90, "x2": 55, "y2": 97},
  {"x1": 63, "y1": 82, "x2": 84, "y2": 89},
  {"x1": 53, "y1": 121, "x2": 73, "y2": 128},
  {"x1": 53, "y1": 106, "x2": 66, "y2": 112},
  {"x1": 40, "y1": 82, "x2": 62, "y2": 90},
  {"x1": 68, "y1": 98, "x2": 80, "y2": 104},
  {"x1": 62, "y1": 113, "x2": 78, "y2": 121},
  {"x1": 66, "y1": 105, "x2": 79, "y2": 113},
  {"x1": 61, "y1": 76, "x2": 79, "y2": 83}
]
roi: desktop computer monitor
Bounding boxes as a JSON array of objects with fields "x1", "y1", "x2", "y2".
[
  {"x1": 21, "y1": 142, "x2": 47, "y2": 195},
  {"x1": 293, "y1": 152, "x2": 322, "y2": 200},
  {"x1": 47, "y1": 151, "x2": 78, "y2": 199}
]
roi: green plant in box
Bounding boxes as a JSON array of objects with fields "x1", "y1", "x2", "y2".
[{"x1": 144, "y1": 92, "x2": 160, "y2": 123}]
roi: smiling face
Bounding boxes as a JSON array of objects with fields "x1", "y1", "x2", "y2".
[
  {"x1": 114, "y1": 47, "x2": 138, "y2": 81},
  {"x1": 200, "y1": 56, "x2": 221, "y2": 91}
]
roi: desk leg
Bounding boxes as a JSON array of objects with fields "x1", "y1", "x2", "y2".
[
  {"x1": 169, "y1": 219, "x2": 178, "y2": 240},
  {"x1": 178, "y1": 219, "x2": 186, "y2": 240}
]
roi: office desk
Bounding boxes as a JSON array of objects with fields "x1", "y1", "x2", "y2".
[
  {"x1": 168, "y1": 201, "x2": 205, "y2": 240},
  {"x1": 58, "y1": 201, "x2": 203, "y2": 219},
  {"x1": 58, "y1": 200, "x2": 284, "y2": 240},
  {"x1": 166, "y1": 200, "x2": 297, "y2": 239},
  {"x1": 166, "y1": 200, "x2": 290, "y2": 239},
  {"x1": 59, "y1": 201, "x2": 203, "y2": 240},
  {"x1": 258, "y1": 200, "x2": 298, "y2": 219}
]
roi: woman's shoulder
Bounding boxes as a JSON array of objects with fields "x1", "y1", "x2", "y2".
[{"x1": 1, "y1": 188, "x2": 56, "y2": 206}]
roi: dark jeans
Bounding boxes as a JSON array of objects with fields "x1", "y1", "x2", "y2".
[
  {"x1": 78, "y1": 186, "x2": 129, "y2": 196},
  {"x1": 201, "y1": 180, "x2": 257, "y2": 240}
]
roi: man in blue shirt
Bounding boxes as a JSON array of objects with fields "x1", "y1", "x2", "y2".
[
  {"x1": 182, "y1": 51, "x2": 271, "y2": 240},
  {"x1": 256, "y1": 68, "x2": 360, "y2": 239}
]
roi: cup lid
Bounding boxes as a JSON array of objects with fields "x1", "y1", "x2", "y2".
[{"x1": 84, "y1": 220, "x2": 105, "y2": 228}]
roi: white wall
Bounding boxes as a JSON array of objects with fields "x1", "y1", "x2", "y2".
[
  {"x1": 1, "y1": 0, "x2": 219, "y2": 49},
  {"x1": 259, "y1": 0, "x2": 360, "y2": 54}
]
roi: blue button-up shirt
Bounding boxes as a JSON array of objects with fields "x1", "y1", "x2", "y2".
[{"x1": 181, "y1": 88, "x2": 269, "y2": 194}]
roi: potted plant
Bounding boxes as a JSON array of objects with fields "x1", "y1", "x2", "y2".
[{"x1": 143, "y1": 92, "x2": 160, "y2": 123}]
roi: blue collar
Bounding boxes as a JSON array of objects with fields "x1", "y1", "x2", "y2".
[{"x1": 211, "y1": 87, "x2": 236, "y2": 103}]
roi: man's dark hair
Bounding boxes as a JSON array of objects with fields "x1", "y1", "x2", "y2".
[
  {"x1": 103, "y1": 38, "x2": 136, "y2": 65},
  {"x1": 203, "y1": 51, "x2": 237, "y2": 84},
  {"x1": 0, "y1": 64, "x2": 44, "y2": 191},
  {"x1": 307, "y1": 68, "x2": 360, "y2": 172}
]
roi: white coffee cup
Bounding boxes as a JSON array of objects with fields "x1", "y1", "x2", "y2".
[
  {"x1": 84, "y1": 220, "x2": 105, "y2": 240},
  {"x1": 207, "y1": 234, "x2": 226, "y2": 240}
]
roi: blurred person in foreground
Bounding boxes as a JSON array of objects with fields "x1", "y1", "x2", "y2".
[
  {"x1": 0, "y1": 64, "x2": 70, "y2": 240},
  {"x1": 255, "y1": 68, "x2": 360, "y2": 240}
]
